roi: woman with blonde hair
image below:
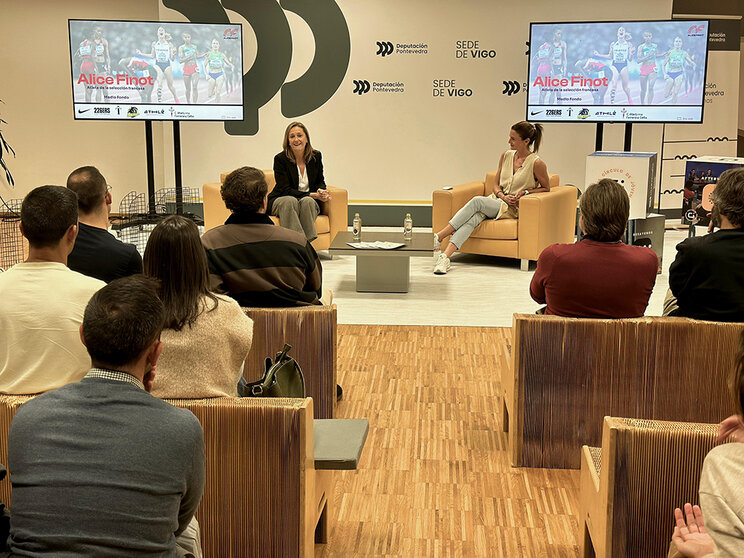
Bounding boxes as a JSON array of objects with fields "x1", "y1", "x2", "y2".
[{"x1": 137, "y1": 26, "x2": 179, "y2": 103}]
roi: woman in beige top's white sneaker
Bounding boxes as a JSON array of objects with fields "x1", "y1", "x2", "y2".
[{"x1": 433, "y1": 121, "x2": 552, "y2": 275}]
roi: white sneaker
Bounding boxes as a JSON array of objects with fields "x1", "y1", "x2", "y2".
[
  {"x1": 433, "y1": 233, "x2": 441, "y2": 263},
  {"x1": 433, "y1": 253, "x2": 450, "y2": 275}
]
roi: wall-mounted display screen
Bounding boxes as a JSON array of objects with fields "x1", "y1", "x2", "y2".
[
  {"x1": 527, "y1": 20, "x2": 709, "y2": 123},
  {"x1": 69, "y1": 19, "x2": 243, "y2": 121}
]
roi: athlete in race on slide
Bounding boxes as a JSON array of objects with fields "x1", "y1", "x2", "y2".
[
  {"x1": 636, "y1": 31, "x2": 665, "y2": 105},
  {"x1": 663, "y1": 36, "x2": 696, "y2": 105},
  {"x1": 575, "y1": 57, "x2": 611, "y2": 105},
  {"x1": 118, "y1": 55, "x2": 156, "y2": 102},
  {"x1": 137, "y1": 26, "x2": 180, "y2": 103},
  {"x1": 224, "y1": 52, "x2": 237, "y2": 95},
  {"x1": 219, "y1": 45, "x2": 234, "y2": 95},
  {"x1": 204, "y1": 38, "x2": 234, "y2": 103},
  {"x1": 178, "y1": 32, "x2": 201, "y2": 104},
  {"x1": 594, "y1": 26, "x2": 634, "y2": 104},
  {"x1": 534, "y1": 36, "x2": 553, "y2": 104},
  {"x1": 73, "y1": 28, "x2": 99, "y2": 103},
  {"x1": 548, "y1": 29, "x2": 567, "y2": 104},
  {"x1": 91, "y1": 26, "x2": 111, "y2": 103},
  {"x1": 684, "y1": 48, "x2": 703, "y2": 96}
]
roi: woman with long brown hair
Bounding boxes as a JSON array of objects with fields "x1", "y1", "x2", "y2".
[
  {"x1": 432, "y1": 121, "x2": 551, "y2": 274},
  {"x1": 143, "y1": 215, "x2": 253, "y2": 398}
]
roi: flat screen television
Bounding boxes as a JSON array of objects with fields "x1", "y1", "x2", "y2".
[
  {"x1": 526, "y1": 20, "x2": 710, "y2": 123},
  {"x1": 68, "y1": 19, "x2": 244, "y2": 121}
]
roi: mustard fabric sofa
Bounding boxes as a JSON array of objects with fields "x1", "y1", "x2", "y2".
[{"x1": 432, "y1": 173, "x2": 576, "y2": 270}]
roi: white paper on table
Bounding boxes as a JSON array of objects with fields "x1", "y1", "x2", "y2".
[{"x1": 346, "y1": 241, "x2": 405, "y2": 249}]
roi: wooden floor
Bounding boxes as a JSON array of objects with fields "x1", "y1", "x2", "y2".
[{"x1": 316, "y1": 325, "x2": 580, "y2": 558}]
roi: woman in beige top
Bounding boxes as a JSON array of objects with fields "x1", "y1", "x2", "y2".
[
  {"x1": 433, "y1": 121, "x2": 551, "y2": 274},
  {"x1": 671, "y1": 329, "x2": 744, "y2": 558},
  {"x1": 144, "y1": 215, "x2": 253, "y2": 398}
]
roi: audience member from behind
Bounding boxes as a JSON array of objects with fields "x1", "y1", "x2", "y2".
[
  {"x1": 7, "y1": 276, "x2": 205, "y2": 557},
  {"x1": 144, "y1": 215, "x2": 253, "y2": 398},
  {"x1": 530, "y1": 179, "x2": 658, "y2": 317},
  {"x1": 0, "y1": 186, "x2": 105, "y2": 394},
  {"x1": 670, "y1": 330, "x2": 744, "y2": 558},
  {"x1": 201, "y1": 166, "x2": 324, "y2": 307},
  {"x1": 66, "y1": 166, "x2": 143, "y2": 282},
  {"x1": 665, "y1": 167, "x2": 744, "y2": 322}
]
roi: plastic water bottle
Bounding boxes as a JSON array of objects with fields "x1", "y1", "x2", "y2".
[
  {"x1": 352, "y1": 213, "x2": 361, "y2": 239},
  {"x1": 403, "y1": 213, "x2": 413, "y2": 240}
]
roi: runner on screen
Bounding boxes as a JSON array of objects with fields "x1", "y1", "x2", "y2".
[
  {"x1": 137, "y1": 26, "x2": 180, "y2": 103},
  {"x1": 636, "y1": 31, "x2": 664, "y2": 105},
  {"x1": 594, "y1": 26, "x2": 634, "y2": 104},
  {"x1": 92, "y1": 26, "x2": 111, "y2": 103},
  {"x1": 118, "y1": 55, "x2": 156, "y2": 102},
  {"x1": 73, "y1": 27, "x2": 98, "y2": 103},
  {"x1": 204, "y1": 38, "x2": 234, "y2": 103},
  {"x1": 534, "y1": 34, "x2": 553, "y2": 104},
  {"x1": 548, "y1": 29, "x2": 567, "y2": 104},
  {"x1": 575, "y1": 57, "x2": 611, "y2": 105},
  {"x1": 178, "y1": 32, "x2": 201, "y2": 104},
  {"x1": 663, "y1": 36, "x2": 696, "y2": 105}
]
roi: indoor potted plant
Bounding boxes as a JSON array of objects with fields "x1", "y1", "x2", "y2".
[{"x1": 0, "y1": 100, "x2": 14, "y2": 187}]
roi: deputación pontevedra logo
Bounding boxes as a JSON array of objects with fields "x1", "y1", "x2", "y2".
[
  {"x1": 376, "y1": 41, "x2": 393, "y2": 56},
  {"x1": 352, "y1": 80, "x2": 370, "y2": 95},
  {"x1": 502, "y1": 81, "x2": 521, "y2": 96}
]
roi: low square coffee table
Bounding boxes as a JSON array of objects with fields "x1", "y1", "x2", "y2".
[{"x1": 328, "y1": 231, "x2": 433, "y2": 293}]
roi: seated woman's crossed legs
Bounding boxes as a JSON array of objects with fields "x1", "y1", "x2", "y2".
[{"x1": 433, "y1": 196, "x2": 504, "y2": 274}]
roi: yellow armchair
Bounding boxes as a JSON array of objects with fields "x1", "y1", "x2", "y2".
[
  {"x1": 432, "y1": 173, "x2": 577, "y2": 270},
  {"x1": 203, "y1": 171, "x2": 348, "y2": 251}
]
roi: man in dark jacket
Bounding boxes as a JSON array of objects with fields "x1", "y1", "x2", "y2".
[
  {"x1": 66, "y1": 166, "x2": 142, "y2": 283},
  {"x1": 666, "y1": 167, "x2": 744, "y2": 322}
]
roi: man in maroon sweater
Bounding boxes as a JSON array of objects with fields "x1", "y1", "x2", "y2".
[{"x1": 530, "y1": 178, "x2": 658, "y2": 318}]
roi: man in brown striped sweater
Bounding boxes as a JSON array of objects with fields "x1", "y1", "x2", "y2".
[{"x1": 201, "y1": 166, "x2": 323, "y2": 307}]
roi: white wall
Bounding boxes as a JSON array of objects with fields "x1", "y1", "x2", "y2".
[
  {"x1": 0, "y1": 0, "x2": 165, "y2": 208},
  {"x1": 2, "y1": 0, "x2": 682, "y2": 208}
]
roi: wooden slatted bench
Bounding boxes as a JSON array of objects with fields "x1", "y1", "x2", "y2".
[
  {"x1": 579, "y1": 417, "x2": 723, "y2": 558},
  {"x1": 503, "y1": 314, "x2": 742, "y2": 468}
]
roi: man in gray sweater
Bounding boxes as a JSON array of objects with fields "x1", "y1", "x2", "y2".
[{"x1": 7, "y1": 275, "x2": 205, "y2": 557}]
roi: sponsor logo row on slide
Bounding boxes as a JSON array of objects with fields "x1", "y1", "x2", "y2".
[{"x1": 74, "y1": 104, "x2": 242, "y2": 121}]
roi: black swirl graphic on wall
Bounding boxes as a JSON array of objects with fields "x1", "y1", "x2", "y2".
[{"x1": 163, "y1": 0, "x2": 351, "y2": 135}]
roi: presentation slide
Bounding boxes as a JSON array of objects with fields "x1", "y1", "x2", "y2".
[
  {"x1": 69, "y1": 20, "x2": 243, "y2": 121},
  {"x1": 527, "y1": 20, "x2": 709, "y2": 123}
]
